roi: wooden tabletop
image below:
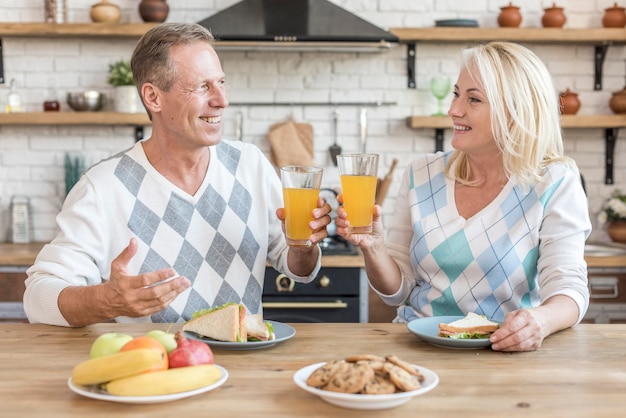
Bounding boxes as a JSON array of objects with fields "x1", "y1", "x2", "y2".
[{"x1": 1, "y1": 322, "x2": 624, "y2": 417}]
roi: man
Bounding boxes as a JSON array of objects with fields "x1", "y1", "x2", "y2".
[{"x1": 24, "y1": 23, "x2": 331, "y2": 327}]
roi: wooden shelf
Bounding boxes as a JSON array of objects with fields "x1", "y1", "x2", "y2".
[
  {"x1": 0, "y1": 23, "x2": 158, "y2": 38},
  {"x1": 407, "y1": 114, "x2": 626, "y2": 129},
  {"x1": 389, "y1": 27, "x2": 626, "y2": 44},
  {"x1": 0, "y1": 112, "x2": 150, "y2": 125}
]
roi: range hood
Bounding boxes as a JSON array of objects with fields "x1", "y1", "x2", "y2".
[{"x1": 197, "y1": 0, "x2": 398, "y2": 52}]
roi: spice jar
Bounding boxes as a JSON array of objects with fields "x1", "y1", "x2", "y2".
[
  {"x1": 602, "y1": 3, "x2": 626, "y2": 28},
  {"x1": 559, "y1": 88, "x2": 580, "y2": 115},
  {"x1": 498, "y1": 3, "x2": 522, "y2": 28},
  {"x1": 542, "y1": 3, "x2": 567, "y2": 28},
  {"x1": 44, "y1": 0, "x2": 67, "y2": 24}
]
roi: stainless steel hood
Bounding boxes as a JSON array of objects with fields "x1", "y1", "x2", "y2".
[{"x1": 197, "y1": 0, "x2": 398, "y2": 52}]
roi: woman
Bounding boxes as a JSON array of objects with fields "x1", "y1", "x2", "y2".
[{"x1": 336, "y1": 41, "x2": 591, "y2": 352}]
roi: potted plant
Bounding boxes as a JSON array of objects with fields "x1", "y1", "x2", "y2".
[
  {"x1": 108, "y1": 59, "x2": 142, "y2": 113},
  {"x1": 598, "y1": 189, "x2": 626, "y2": 243}
]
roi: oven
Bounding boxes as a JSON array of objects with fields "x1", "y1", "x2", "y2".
[
  {"x1": 583, "y1": 267, "x2": 626, "y2": 324},
  {"x1": 262, "y1": 260, "x2": 367, "y2": 323}
]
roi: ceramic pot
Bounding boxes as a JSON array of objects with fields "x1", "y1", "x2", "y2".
[
  {"x1": 542, "y1": 3, "x2": 566, "y2": 28},
  {"x1": 139, "y1": 0, "x2": 169, "y2": 23},
  {"x1": 608, "y1": 221, "x2": 626, "y2": 243},
  {"x1": 609, "y1": 88, "x2": 626, "y2": 114},
  {"x1": 498, "y1": 3, "x2": 522, "y2": 28},
  {"x1": 90, "y1": 0, "x2": 121, "y2": 24},
  {"x1": 113, "y1": 86, "x2": 143, "y2": 113},
  {"x1": 602, "y1": 3, "x2": 626, "y2": 28},
  {"x1": 559, "y1": 88, "x2": 580, "y2": 115}
]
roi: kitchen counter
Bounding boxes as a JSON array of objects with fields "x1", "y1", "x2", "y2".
[
  {"x1": 1, "y1": 322, "x2": 624, "y2": 417},
  {"x1": 3, "y1": 242, "x2": 626, "y2": 268}
]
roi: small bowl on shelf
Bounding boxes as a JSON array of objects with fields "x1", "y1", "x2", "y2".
[{"x1": 66, "y1": 91, "x2": 105, "y2": 111}]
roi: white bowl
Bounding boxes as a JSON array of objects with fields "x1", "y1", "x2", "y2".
[{"x1": 293, "y1": 362, "x2": 439, "y2": 410}]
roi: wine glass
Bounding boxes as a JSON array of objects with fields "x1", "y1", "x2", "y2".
[{"x1": 430, "y1": 76, "x2": 451, "y2": 116}]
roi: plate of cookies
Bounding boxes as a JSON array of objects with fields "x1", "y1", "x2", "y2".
[{"x1": 293, "y1": 354, "x2": 439, "y2": 410}]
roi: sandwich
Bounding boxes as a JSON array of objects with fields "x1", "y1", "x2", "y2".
[
  {"x1": 438, "y1": 312, "x2": 500, "y2": 339},
  {"x1": 245, "y1": 314, "x2": 275, "y2": 342},
  {"x1": 182, "y1": 303, "x2": 276, "y2": 343},
  {"x1": 183, "y1": 302, "x2": 248, "y2": 342}
]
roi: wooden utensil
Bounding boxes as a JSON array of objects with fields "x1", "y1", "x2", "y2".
[{"x1": 375, "y1": 158, "x2": 398, "y2": 205}]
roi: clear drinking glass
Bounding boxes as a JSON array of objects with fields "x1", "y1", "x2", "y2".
[
  {"x1": 281, "y1": 165, "x2": 324, "y2": 247},
  {"x1": 337, "y1": 154, "x2": 379, "y2": 234},
  {"x1": 430, "y1": 76, "x2": 451, "y2": 116}
]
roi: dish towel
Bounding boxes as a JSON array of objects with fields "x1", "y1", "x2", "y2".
[{"x1": 267, "y1": 118, "x2": 315, "y2": 168}]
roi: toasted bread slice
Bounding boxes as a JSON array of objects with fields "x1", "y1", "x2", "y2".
[
  {"x1": 183, "y1": 303, "x2": 247, "y2": 342},
  {"x1": 438, "y1": 312, "x2": 499, "y2": 338}
]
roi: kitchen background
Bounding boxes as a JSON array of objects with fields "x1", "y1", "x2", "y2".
[{"x1": 0, "y1": 0, "x2": 624, "y2": 244}]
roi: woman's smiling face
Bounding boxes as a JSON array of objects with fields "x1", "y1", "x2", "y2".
[{"x1": 448, "y1": 68, "x2": 498, "y2": 156}]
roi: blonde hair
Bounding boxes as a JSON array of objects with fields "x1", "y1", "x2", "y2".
[{"x1": 446, "y1": 41, "x2": 575, "y2": 188}]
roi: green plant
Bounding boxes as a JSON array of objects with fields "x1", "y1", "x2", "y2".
[
  {"x1": 107, "y1": 59, "x2": 134, "y2": 86},
  {"x1": 599, "y1": 189, "x2": 626, "y2": 224}
]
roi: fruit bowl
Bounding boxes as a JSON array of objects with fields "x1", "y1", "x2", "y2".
[{"x1": 66, "y1": 91, "x2": 105, "y2": 111}]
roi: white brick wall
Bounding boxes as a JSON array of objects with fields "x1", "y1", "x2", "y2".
[{"x1": 0, "y1": 0, "x2": 624, "y2": 242}]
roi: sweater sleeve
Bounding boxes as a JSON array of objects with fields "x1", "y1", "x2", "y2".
[
  {"x1": 536, "y1": 166, "x2": 591, "y2": 324},
  {"x1": 23, "y1": 176, "x2": 109, "y2": 326}
]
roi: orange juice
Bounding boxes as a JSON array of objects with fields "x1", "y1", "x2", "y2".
[
  {"x1": 283, "y1": 187, "x2": 319, "y2": 245},
  {"x1": 340, "y1": 174, "x2": 377, "y2": 233}
]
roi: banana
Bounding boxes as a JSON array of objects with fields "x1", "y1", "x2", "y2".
[
  {"x1": 104, "y1": 364, "x2": 222, "y2": 396},
  {"x1": 72, "y1": 348, "x2": 164, "y2": 386}
]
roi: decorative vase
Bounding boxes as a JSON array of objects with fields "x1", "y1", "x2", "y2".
[
  {"x1": 607, "y1": 221, "x2": 626, "y2": 243},
  {"x1": 139, "y1": 0, "x2": 169, "y2": 23},
  {"x1": 113, "y1": 86, "x2": 143, "y2": 113},
  {"x1": 602, "y1": 3, "x2": 626, "y2": 28},
  {"x1": 559, "y1": 88, "x2": 581, "y2": 115},
  {"x1": 498, "y1": 3, "x2": 522, "y2": 28},
  {"x1": 542, "y1": 3, "x2": 566, "y2": 28},
  {"x1": 609, "y1": 87, "x2": 626, "y2": 114},
  {"x1": 90, "y1": 0, "x2": 121, "y2": 24}
]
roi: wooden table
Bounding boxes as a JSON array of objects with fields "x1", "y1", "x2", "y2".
[{"x1": 1, "y1": 323, "x2": 625, "y2": 417}]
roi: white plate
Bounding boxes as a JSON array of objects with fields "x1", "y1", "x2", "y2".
[
  {"x1": 407, "y1": 316, "x2": 499, "y2": 349},
  {"x1": 184, "y1": 320, "x2": 295, "y2": 351},
  {"x1": 67, "y1": 364, "x2": 228, "y2": 404},
  {"x1": 293, "y1": 362, "x2": 439, "y2": 410}
]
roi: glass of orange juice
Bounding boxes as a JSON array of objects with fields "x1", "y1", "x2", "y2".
[
  {"x1": 281, "y1": 165, "x2": 324, "y2": 247},
  {"x1": 337, "y1": 154, "x2": 379, "y2": 234}
]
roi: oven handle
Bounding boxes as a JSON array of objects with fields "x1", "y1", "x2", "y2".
[{"x1": 262, "y1": 301, "x2": 348, "y2": 309}]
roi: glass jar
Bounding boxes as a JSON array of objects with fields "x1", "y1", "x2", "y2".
[{"x1": 44, "y1": 0, "x2": 67, "y2": 24}]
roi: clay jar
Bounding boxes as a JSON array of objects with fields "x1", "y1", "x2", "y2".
[
  {"x1": 90, "y1": 0, "x2": 121, "y2": 24},
  {"x1": 609, "y1": 88, "x2": 626, "y2": 114},
  {"x1": 498, "y1": 2, "x2": 522, "y2": 28},
  {"x1": 602, "y1": 3, "x2": 626, "y2": 28},
  {"x1": 139, "y1": 0, "x2": 169, "y2": 23},
  {"x1": 559, "y1": 88, "x2": 580, "y2": 115},
  {"x1": 542, "y1": 3, "x2": 566, "y2": 28}
]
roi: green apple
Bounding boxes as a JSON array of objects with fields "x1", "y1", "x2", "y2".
[
  {"x1": 89, "y1": 332, "x2": 134, "y2": 358},
  {"x1": 146, "y1": 330, "x2": 177, "y2": 353}
]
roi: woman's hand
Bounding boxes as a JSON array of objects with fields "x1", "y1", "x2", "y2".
[{"x1": 334, "y1": 193, "x2": 385, "y2": 250}]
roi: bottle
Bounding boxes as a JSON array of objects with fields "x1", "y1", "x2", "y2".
[
  {"x1": 43, "y1": 79, "x2": 60, "y2": 111},
  {"x1": 9, "y1": 196, "x2": 32, "y2": 244},
  {"x1": 5, "y1": 79, "x2": 24, "y2": 113}
]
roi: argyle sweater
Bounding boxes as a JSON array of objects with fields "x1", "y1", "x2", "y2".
[
  {"x1": 24, "y1": 140, "x2": 319, "y2": 326},
  {"x1": 376, "y1": 152, "x2": 591, "y2": 324}
]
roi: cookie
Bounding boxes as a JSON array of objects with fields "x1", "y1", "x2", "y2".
[
  {"x1": 385, "y1": 354, "x2": 424, "y2": 381},
  {"x1": 345, "y1": 354, "x2": 386, "y2": 363},
  {"x1": 306, "y1": 360, "x2": 344, "y2": 387},
  {"x1": 361, "y1": 373, "x2": 397, "y2": 395},
  {"x1": 323, "y1": 362, "x2": 375, "y2": 394},
  {"x1": 384, "y1": 363, "x2": 422, "y2": 392}
]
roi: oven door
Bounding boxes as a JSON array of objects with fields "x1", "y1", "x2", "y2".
[{"x1": 262, "y1": 267, "x2": 362, "y2": 323}]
